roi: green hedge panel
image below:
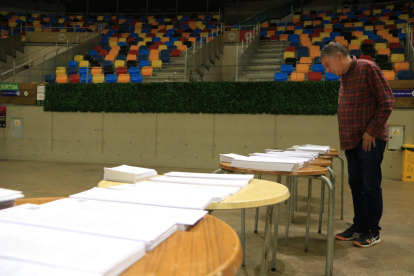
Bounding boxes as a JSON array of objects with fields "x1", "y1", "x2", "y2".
[{"x1": 44, "y1": 81, "x2": 340, "y2": 115}]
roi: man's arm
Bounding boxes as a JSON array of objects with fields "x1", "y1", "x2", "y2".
[{"x1": 364, "y1": 63, "x2": 395, "y2": 151}]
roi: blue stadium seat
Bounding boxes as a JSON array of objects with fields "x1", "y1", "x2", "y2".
[
  {"x1": 103, "y1": 61, "x2": 113, "y2": 67},
  {"x1": 281, "y1": 64, "x2": 293, "y2": 75},
  {"x1": 105, "y1": 74, "x2": 117, "y2": 83},
  {"x1": 289, "y1": 34, "x2": 299, "y2": 43},
  {"x1": 44, "y1": 74, "x2": 56, "y2": 83},
  {"x1": 274, "y1": 73, "x2": 288, "y2": 81},
  {"x1": 392, "y1": 48, "x2": 405, "y2": 54},
  {"x1": 323, "y1": 37, "x2": 333, "y2": 44},
  {"x1": 314, "y1": 57, "x2": 321, "y2": 64},
  {"x1": 116, "y1": 55, "x2": 126, "y2": 60},
  {"x1": 312, "y1": 64, "x2": 325, "y2": 74},
  {"x1": 80, "y1": 74, "x2": 92, "y2": 83},
  {"x1": 129, "y1": 68, "x2": 140, "y2": 75},
  {"x1": 398, "y1": 70, "x2": 413, "y2": 80},
  {"x1": 397, "y1": 33, "x2": 406, "y2": 40},
  {"x1": 68, "y1": 61, "x2": 77, "y2": 68},
  {"x1": 94, "y1": 55, "x2": 105, "y2": 63},
  {"x1": 325, "y1": 73, "x2": 339, "y2": 81},
  {"x1": 330, "y1": 32, "x2": 340, "y2": 38},
  {"x1": 139, "y1": 60, "x2": 150, "y2": 68},
  {"x1": 131, "y1": 74, "x2": 143, "y2": 83},
  {"x1": 349, "y1": 50, "x2": 361, "y2": 58},
  {"x1": 89, "y1": 50, "x2": 97, "y2": 57},
  {"x1": 79, "y1": 67, "x2": 89, "y2": 75}
]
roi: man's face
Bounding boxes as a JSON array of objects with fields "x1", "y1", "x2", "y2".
[{"x1": 321, "y1": 53, "x2": 344, "y2": 76}]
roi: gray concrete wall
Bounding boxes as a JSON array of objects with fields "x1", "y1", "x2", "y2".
[
  {"x1": 222, "y1": 44, "x2": 237, "y2": 81},
  {"x1": 0, "y1": 106, "x2": 412, "y2": 180}
]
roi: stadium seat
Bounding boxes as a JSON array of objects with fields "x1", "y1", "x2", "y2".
[
  {"x1": 312, "y1": 64, "x2": 325, "y2": 73},
  {"x1": 283, "y1": 51, "x2": 295, "y2": 60},
  {"x1": 116, "y1": 67, "x2": 127, "y2": 76},
  {"x1": 300, "y1": 57, "x2": 312, "y2": 64},
  {"x1": 69, "y1": 74, "x2": 80, "y2": 83},
  {"x1": 44, "y1": 74, "x2": 56, "y2": 83},
  {"x1": 114, "y1": 60, "x2": 125, "y2": 68},
  {"x1": 325, "y1": 73, "x2": 339, "y2": 81},
  {"x1": 307, "y1": 72, "x2": 322, "y2": 81},
  {"x1": 118, "y1": 74, "x2": 130, "y2": 83},
  {"x1": 91, "y1": 67, "x2": 102, "y2": 75},
  {"x1": 274, "y1": 73, "x2": 288, "y2": 81},
  {"x1": 375, "y1": 55, "x2": 388, "y2": 63},
  {"x1": 56, "y1": 74, "x2": 67, "y2": 83},
  {"x1": 378, "y1": 62, "x2": 392, "y2": 70},
  {"x1": 56, "y1": 67, "x2": 66, "y2": 75},
  {"x1": 382, "y1": 70, "x2": 395, "y2": 81},
  {"x1": 398, "y1": 70, "x2": 414, "y2": 80},
  {"x1": 291, "y1": 72, "x2": 305, "y2": 81},
  {"x1": 297, "y1": 64, "x2": 310, "y2": 74},
  {"x1": 378, "y1": 48, "x2": 390, "y2": 56},
  {"x1": 130, "y1": 74, "x2": 143, "y2": 83},
  {"x1": 391, "y1": 53, "x2": 404, "y2": 63},
  {"x1": 139, "y1": 60, "x2": 150, "y2": 68},
  {"x1": 79, "y1": 60, "x2": 89, "y2": 68},
  {"x1": 280, "y1": 64, "x2": 294, "y2": 75},
  {"x1": 93, "y1": 74, "x2": 105, "y2": 83},
  {"x1": 394, "y1": 62, "x2": 409, "y2": 73},
  {"x1": 359, "y1": 55, "x2": 372, "y2": 61},
  {"x1": 141, "y1": 66, "x2": 153, "y2": 76},
  {"x1": 80, "y1": 74, "x2": 92, "y2": 83},
  {"x1": 151, "y1": 60, "x2": 162, "y2": 70},
  {"x1": 105, "y1": 74, "x2": 118, "y2": 83},
  {"x1": 74, "y1": 55, "x2": 83, "y2": 63}
]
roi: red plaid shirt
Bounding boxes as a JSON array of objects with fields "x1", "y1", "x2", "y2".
[{"x1": 338, "y1": 56, "x2": 394, "y2": 150}]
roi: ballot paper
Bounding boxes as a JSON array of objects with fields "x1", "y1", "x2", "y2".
[
  {"x1": 0, "y1": 221, "x2": 146, "y2": 276},
  {"x1": 70, "y1": 187, "x2": 212, "y2": 210},
  {"x1": 293, "y1": 145, "x2": 328, "y2": 154},
  {"x1": 108, "y1": 181, "x2": 239, "y2": 202},
  {"x1": 250, "y1": 153, "x2": 313, "y2": 166},
  {"x1": 219, "y1": 153, "x2": 247, "y2": 163},
  {"x1": 42, "y1": 198, "x2": 207, "y2": 231},
  {"x1": 104, "y1": 165, "x2": 157, "y2": 183},
  {"x1": 0, "y1": 188, "x2": 24, "y2": 202},
  {"x1": 230, "y1": 155, "x2": 304, "y2": 172},
  {"x1": 151, "y1": 176, "x2": 249, "y2": 188},
  {"x1": 164, "y1": 171, "x2": 254, "y2": 181},
  {"x1": 0, "y1": 203, "x2": 177, "y2": 251},
  {"x1": 0, "y1": 257, "x2": 99, "y2": 276}
]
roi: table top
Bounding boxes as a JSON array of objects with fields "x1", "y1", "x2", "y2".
[
  {"x1": 321, "y1": 149, "x2": 339, "y2": 157},
  {"x1": 98, "y1": 178, "x2": 290, "y2": 210},
  {"x1": 15, "y1": 197, "x2": 243, "y2": 276},
  {"x1": 310, "y1": 158, "x2": 332, "y2": 167},
  {"x1": 219, "y1": 162, "x2": 329, "y2": 176}
]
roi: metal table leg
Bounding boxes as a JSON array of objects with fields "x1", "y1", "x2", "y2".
[
  {"x1": 254, "y1": 174, "x2": 262, "y2": 233},
  {"x1": 316, "y1": 175, "x2": 335, "y2": 276},
  {"x1": 271, "y1": 204, "x2": 280, "y2": 271},
  {"x1": 291, "y1": 177, "x2": 296, "y2": 223},
  {"x1": 259, "y1": 205, "x2": 274, "y2": 276},
  {"x1": 241, "y1": 209, "x2": 245, "y2": 266},
  {"x1": 319, "y1": 167, "x2": 335, "y2": 234},
  {"x1": 284, "y1": 176, "x2": 292, "y2": 246},
  {"x1": 337, "y1": 155, "x2": 345, "y2": 220},
  {"x1": 213, "y1": 168, "x2": 230, "y2": 174},
  {"x1": 305, "y1": 178, "x2": 312, "y2": 252},
  {"x1": 294, "y1": 177, "x2": 298, "y2": 211}
]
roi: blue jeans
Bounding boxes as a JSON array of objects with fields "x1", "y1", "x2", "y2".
[{"x1": 344, "y1": 139, "x2": 386, "y2": 236}]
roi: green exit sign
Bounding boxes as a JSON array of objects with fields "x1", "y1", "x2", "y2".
[{"x1": 0, "y1": 83, "x2": 19, "y2": 91}]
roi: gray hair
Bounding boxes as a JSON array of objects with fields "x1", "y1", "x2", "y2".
[{"x1": 320, "y1": 42, "x2": 349, "y2": 59}]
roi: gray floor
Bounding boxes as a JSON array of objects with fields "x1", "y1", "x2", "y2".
[{"x1": 1, "y1": 159, "x2": 413, "y2": 276}]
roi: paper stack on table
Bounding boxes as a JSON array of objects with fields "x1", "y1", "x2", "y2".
[
  {"x1": 164, "y1": 171, "x2": 254, "y2": 181},
  {"x1": 219, "y1": 153, "x2": 247, "y2": 163},
  {"x1": 293, "y1": 145, "x2": 329, "y2": 154},
  {"x1": 251, "y1": 153, "x2": 313, "y2": 166},
  {"x1": 0, "y1": 188, "x2": 24, "y2": 210},
  {"x1": 0, "y1": 220, "x2": 146, "y2": 276},
  {"x1": 152, "y1": 176, "x2": 250, "y2": 188},
  {"x1": 230, "y1": 155, "x2": 305, "y2": 172},
  {"x1": 104, "y1": 165, "x2": 157, "y2": 183}
]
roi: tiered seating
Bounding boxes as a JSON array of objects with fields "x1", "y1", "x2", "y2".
[
  {"x1": 44, "y1": 14, "x2": 220, "y2": 83},
  {"x1": 266, "y1": 3, "x2": 414, "y2": 81}
]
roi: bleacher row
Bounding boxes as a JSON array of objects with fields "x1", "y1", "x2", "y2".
[{"x1": 259, "y1": 4, "x2": 414, "y2": 81}]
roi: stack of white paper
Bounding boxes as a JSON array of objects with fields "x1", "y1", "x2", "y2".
[
  {"x1": 0, "y1": 221, "x2": 146, "y2": 276},
  {"x1": 219, "y1": 153, "x2": 247, "y2": 163},
  {"x1": 152, "y1": 176, "x2": 249, "y2": 188},
  {"x1": 262, "y1": 151, "x2": 319, "y2": 160},
  {"x1": 104, "y1": 165, "x2": 157, "y2": 183},
  {"x1": 70, "y1": 187, "x2": 212, "y2": 210},
  {"x1": 0, "y1": 203, "x2": 177, "y2": 251},
  {"x1": 0, "y1": 188, "x2": 24, "y2": 210},
  {"x1": 265, "y1": 149, "x2": 283, "y2": 153},
  {"x1": 164, "y1": 171, "x2": 254, "y2": 181},
  {"x1": 109, "y1": 181, "x2": 240, "y2": 202},
  {"x1": 230, "y1": 155, "x2": 304, "y2": 172},
  {"x1": 250, "y1": 153, "x2": 313, "y2": 166},
  {"x1": 293, "y1": 145, "x2": 329, "y2": 154},
  {"x1": 42, "y1": 198, "x2": 207, "y2": 231}
]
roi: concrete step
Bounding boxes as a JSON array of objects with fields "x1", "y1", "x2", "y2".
[
  {"x1": 142, "y1": 76, "x2": 188, "y2": 82},
  {"x1": 246, "y1": 64, "x2": 281, "y2": 71},
  {"x1": 241, "y1": 72, "x2": 275, "y2": 78},
  {"x1": 250, "y1": 58, "x2": 283, "y2": 64},
  {"x1": 254, "y1": 52, "x2": 284, "y2": 58}
]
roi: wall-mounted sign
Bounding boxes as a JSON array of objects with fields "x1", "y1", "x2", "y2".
[
  {"x1": 392, "y1": 90, "x2": 414, "y2": 97},
  {"x1": 0, "y1": 83, "x2": 19, "y2": 91},
  {"x1": 1, "y1": 91, "x2": 20, "y2": 96}
]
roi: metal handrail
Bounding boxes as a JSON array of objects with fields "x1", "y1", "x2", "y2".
[
  {"x1": 235, "y1": 23, "x2": 260, "y2": 82},
  {"x1": 240, "y1": 8, "x2": 268, "y2": 25}
]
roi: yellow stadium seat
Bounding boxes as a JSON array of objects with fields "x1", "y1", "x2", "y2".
[
  {"x1": 358, "y1": 35, "x2": 368, "y2": 41},
  {"x1": 93, "y1": 74, "x2": 105, "y2": 83},
  {"x1": 118, "y1": 38, "x2": 126, "y2": 43},
  {"x1": 294, "y1": 29, "x2": 303, "y2": 35},
  {"x1": 152, "y1": 60, "x2": 162, "y2": 70},
  {"x1": 141, "y1": 66, "x2": 153, "y2": 77},
  {"x1": 283, "y1": 52, "x2": 295, "y2": 60},
  {"x1": 312, "y1": 37, "x2": 322, "y2": 43},
  {"x1": 319, "y1": 32, "x2": 330, "y2": 39},
  {"x1": 114, "y1": 60, "x2": 125, "y2": 68},
  {"x1": 118, "y1": 74, "x2": 130, "y2": 83},
  {"x1": 79, "y1": 61, "x2": 89, "y2": 68},
  {"x1": 173, "y1": 41, "x2": 183, "y2": 46},
  {"x1": 391, "y1": 54, "x2": 405, "y2": 63},
  {"x1": 354, "y1": 22, "x2": 363, "y2": 27},
  {"x1": 394, "y1": 62, "x2": 409, "y2": 73},
  {"x1": 158, "y1": 45, "x2": 167, "y2": 51},
  {"x1": 291, "y1": 72, "x2": 305, "y2": 81},
  {"x1": 375, "y1": 43, "x2": 387, "y2": 51},
  {"x1": 156, "y1": 33, "x2": 164, "y2": 38},
  {"x1": 56, "y1": 67, "x2": 66, "y2": 75},
  {"x1": 109, "y1": 41, "x2": 118, "y2": 47},
  {"x1": 382, "y1": 70, "x2": 395, "y2": 81},
  {"x1": 97, "y1": 15, "x2": 104, "y2": 21},
  {"x1": 364, "y1": 25, "x2": 374, "y2": 31},
  {"x1": 56, "y1": 74, "x2": 67, "y2": 83},
  {"x1": 350, "y1": 39, "x2": 361, "y2": 45}
]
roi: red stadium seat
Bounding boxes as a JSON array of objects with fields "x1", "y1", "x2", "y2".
[
  {"x1": 270, "y1": 35, "x2": 279, "y2": 41},
  {"x1": 359, "y1": 55, "x2": 372, "y2": 61},
  {"x1": 171, "y1": 49, "x2": 181, "y2": 57},
  {"x1": 116, "y1": 67, "x2": 127, "y2": 76},
  {"x1": 285, "y1": 46, "x2": 296, "y2": 52},
  {"x1": 69, "y1": 74, "x2": 80, "y2": 83},
  {"x1": 308, "y1": 72, "x2": 322, "y2": 81}
]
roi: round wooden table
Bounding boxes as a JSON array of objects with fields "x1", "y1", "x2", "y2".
[
  {"x1": 99, "y1": 178, "x2": 290, "y2": 276},
  {"x1": 16, "y1": 197, "x2": 243, "y2": 276},
  {"x1": 215, "y1": 163, "x2": 335, "y2": 276}
]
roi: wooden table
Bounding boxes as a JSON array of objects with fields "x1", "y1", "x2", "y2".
[
  {"x1": 99, "y1": 178, "x2": 290, "y2": 276},
  {"x1": 16, "y1": 197, "x2": 243, "y2": 276},
  {"x1": 216, "y1": 163, "x2": 335, "y2": 276}
]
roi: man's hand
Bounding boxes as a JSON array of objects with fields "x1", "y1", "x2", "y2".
[{"x1": 362, "y1": 132, "x2": 376, "y2": 151}]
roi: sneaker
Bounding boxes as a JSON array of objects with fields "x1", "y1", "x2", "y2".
[
  {"x1": 335, "y1": 223, "x2": 363, "y2": 241},
  {"x1": 353, "y1": 231, "x2": 381, "y2": 248}
]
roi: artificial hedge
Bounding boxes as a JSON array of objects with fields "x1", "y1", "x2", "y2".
[{"x1": 44, "y1": 81, "x2": 341, "y2": 115}]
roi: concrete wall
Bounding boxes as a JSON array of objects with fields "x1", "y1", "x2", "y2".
[
  {"x1": 222, "y1": 44, "x2": 237, "y2": 82},
  {"x1": 0, "y1": 106, "x2": 412, "y2": 180}
]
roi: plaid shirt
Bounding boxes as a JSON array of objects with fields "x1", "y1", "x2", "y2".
[{"x1": 338, "y1": 56, "x2": 394, "y2": 150}]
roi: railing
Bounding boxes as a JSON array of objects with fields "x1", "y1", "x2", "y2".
[
  {"x1": 0, "y1": 32, "x2": 101, "y2": 83},
  {"x1": 186, "y1": 25, "x2": 223, "y2": 82},
  {"x1": 235, "y1": 23, "x2": 260, "y2": 82},
  {"x1": 406, "y1": 23, "x2": 414, "y2": 70}
]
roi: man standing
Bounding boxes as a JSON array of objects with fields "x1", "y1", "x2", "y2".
[{"x1": 320, "y1": 42, "x2": 394, "y2": 247}]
